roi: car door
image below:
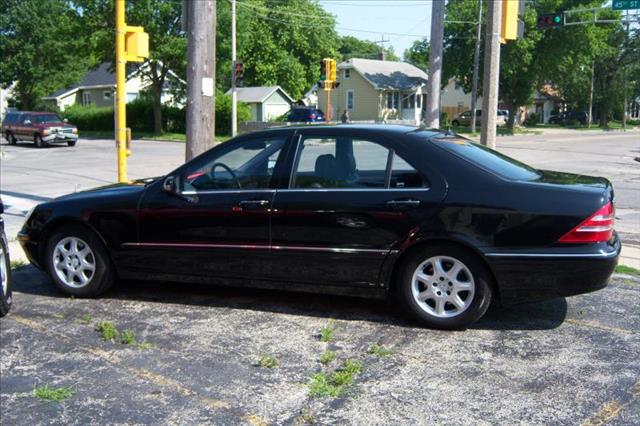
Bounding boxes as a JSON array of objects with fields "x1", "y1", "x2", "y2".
[
  {"x1": 134, "y1": 133, "x2": 291, "y2": 281},
  {"x1": 270, "y1": 128, "x2": 445, "y2": 288},
  {"x1": 16, "y1": 113, "x2": 29, "y2": 140}
]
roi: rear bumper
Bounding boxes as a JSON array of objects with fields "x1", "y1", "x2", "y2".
[{"x1": 485, "y1": 238, "x2": 621, "y2": 305}]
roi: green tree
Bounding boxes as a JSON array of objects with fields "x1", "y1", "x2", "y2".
[
  {"x1": 338, "y1": 35, "x2": 399, "y2": 61},
  {"x1": 78, "y1": 0, "x2": 187, "y2": 134},
  {"x1": 0, "y1": 0, "x2": 93, "y2": 109},
  {"x1": 404, "y1": 39, "x2": 429, "y2": 72}
]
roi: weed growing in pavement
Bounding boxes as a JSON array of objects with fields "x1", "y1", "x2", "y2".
[
  {"x1": 615, "y1": 265, "x2": 640, "y2": 276},
  {"x1": 33, "y1": 384, "x2": 74, "y2": 402},
  {"x1": 319, "y1": 320, "x2": 335, "y2": 342},
  {"x1": 258, "y1": 354, "x2": 279, "y2": 368},
  {"x1": 79, "y1": 314, "x2": 93, "y2": 325},
  {"x1": 120, "y1": 330, "x2": 136, "y2": 345},
  {"x1": 10, "y1": 259, "x2": 27, "y2": 271},
  {"x1": 367, "y1": 344, "x2": 393, "y2": 357},
  {"x1": 294, "y1": 408, "x2": 316, "y2": 425},
  {"x1": 319, "y1": 350, "x2": 336, "y2": 365},
  {"x1": 95, "y1": 321, "x2": 118, "y2": 341},
  {"x1": 308, "y1": 359, "x2": 363, "y2": 398}
]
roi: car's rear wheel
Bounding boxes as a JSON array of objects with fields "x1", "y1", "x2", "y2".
[
  {"x1": 45, "y1": 224, "x2": 114, "y2": 297},
  {"x1": 5, "y1": 131, "x2": 16, "y2": 145},
  {"x1": 397, "y1": 244, "x2": 493, "y2": 329},
  {"x1": 67, "y1": 140, "x2": 77, "y2": 147},
  {"x1": 0, "y1": 235, "x2": 12, "y2": 317},
  {"x1": 34, "y1": 134, "x2": 46, "y2": 148},
  {"x1": 451, "y1": 120, "x2": 460, "y2": 127}
]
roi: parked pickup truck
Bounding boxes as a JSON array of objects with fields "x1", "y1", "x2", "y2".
[{"x1": 2, "y1": 111, "x2": 78, "y2": 148}]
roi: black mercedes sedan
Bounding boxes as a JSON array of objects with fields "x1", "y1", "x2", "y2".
[{"x1": 18, "y1": 125, "x2": 620, "y2": 329}]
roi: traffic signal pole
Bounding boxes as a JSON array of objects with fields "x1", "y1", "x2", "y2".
[
  {"x1": 231, "y1": 0, "x2": 237, "y2": 137},
  {"x1": 115, "y1": 0, "x2": 128, "y2": 182}
]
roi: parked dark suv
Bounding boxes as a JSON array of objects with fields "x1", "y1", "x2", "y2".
[
  {"x1": 283, "y1": 107, "x2": 325, "y2": 123},
  {"x1": 2, "y1": 111, "x2": 78, "y2": 147},
  {"x1": 549, "y1": 111, "x2": 588, "y2": 125}
]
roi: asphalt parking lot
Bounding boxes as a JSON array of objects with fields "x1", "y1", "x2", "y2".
[
  {"x1": 1, "y1": 266, "x2": 639, "y2": 424},
  {"x1": 1, "y1": 129, "x2": 639, "y2": 424}
]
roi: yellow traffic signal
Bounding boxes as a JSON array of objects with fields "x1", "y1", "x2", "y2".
[
  {"x1": 329, "y1": 59, "x2": 336, "y2": 81},
  {"x1": 501, "y1": 0, "x2": 520, "y2": 43},
  {"x1": 125, "y1": 26, "x2": 149, "y2": 62}
]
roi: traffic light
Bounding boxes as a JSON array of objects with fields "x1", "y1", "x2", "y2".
[
  {"x1": 537, "y1": 13, "x2": 563, "y2": 28},
  {"x1": 320, "y1": 58, "x2": 328, "y2": 81},
  {"x1": 329, "y1": 59, "x2": 336, "y2": 82},
  {"x1": 501, "y1": 0, "x2": 523, "y2": 42},
  {"x1": 234, "y1": 61, "x2": 244, "y2": 81}
]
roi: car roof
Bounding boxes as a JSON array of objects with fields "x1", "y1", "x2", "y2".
[{"x1": 240, "y1": 123, "x2": 444, "y2": 139}]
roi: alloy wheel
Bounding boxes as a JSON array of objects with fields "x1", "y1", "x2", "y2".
[
  {"x1": 411, "y1": 255, "x2": 475, "y2": 318},
  {"x1": 52, "y1": 237, "x2": 96, "y2": 288}
]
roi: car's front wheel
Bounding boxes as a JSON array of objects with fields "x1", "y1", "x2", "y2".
[
  {"x1": 34, "y1": 134, "x2": 46, "y2": 148},
  {"x1": 0, "y1": 235, "x2": 12, "y2": 317},
  {"x1": 45, "y1": 224, "x2": 114, "y2": 297},
  {"x1": 451, "y1": 120, "x2": 460, "y2": 127},
  {"x1": 397, "y1": 244, "x2": 493, "y2": 329},
  {"x1": 67, "y1": 140, "x2": 77, "y2": 147}
]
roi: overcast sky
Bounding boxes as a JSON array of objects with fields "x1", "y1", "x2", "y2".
[{"x1": 318, "y1": 0, "x2": 434, "y2": 59}]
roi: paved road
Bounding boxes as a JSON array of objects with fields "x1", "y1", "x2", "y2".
[{"x1": 2, "y1": 128, "x2": 638, "y2": 244}]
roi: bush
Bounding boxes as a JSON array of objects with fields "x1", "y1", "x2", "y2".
[
  {"x1": 524, "y1": 112, "x2": 539, "y2": 127},
  {"x1": 215, "y1": 93, "x2": 251, "y2": 135},
  {"x1": 440, "y1": 111, "x2": 450, "y2": 127}
]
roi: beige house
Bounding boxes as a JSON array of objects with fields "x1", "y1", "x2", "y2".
[
  {"x1": 317, "y1": 58, "x2": 429, "y2": 124},
  {"x1": 43, "y1": 62, "x2": 185, "y2": 111}
]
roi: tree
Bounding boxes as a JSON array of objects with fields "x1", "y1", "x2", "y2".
[
  {"x1": 0, "y1": 0, "x2": 92, "y2": 109},
  {"x1": 338, "y1": 35, "x2": 399, "y2": 61},
  {"x1": 78, "y1": 0, "x2": 187, "y2": 134},
  {"x1": 404, "y1": 39, "x2": 429, "y2": 72}
]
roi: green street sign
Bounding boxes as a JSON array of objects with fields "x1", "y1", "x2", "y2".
[{"x1": 612, "y1": 0, "x2": 639, "y2": 10}]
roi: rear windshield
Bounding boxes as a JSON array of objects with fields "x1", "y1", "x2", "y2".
[
  {"x1": 33, "y1": 114, "x2": 61, "y2": 124},
  {"x1": 433, "y1": 137, "x2": 541, "y2": 181}
]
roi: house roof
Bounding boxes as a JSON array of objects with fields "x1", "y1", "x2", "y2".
[
  {"x1": 225, "y1": 86, "x2": 294, "y2": 103},
  {"x1": 339, "y1": 58, "x2": 428, "y2": 91}
]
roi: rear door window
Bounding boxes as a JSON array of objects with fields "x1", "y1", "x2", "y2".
[{"x1": 390, "y1": 154, "x2": 429, "y2": 188}]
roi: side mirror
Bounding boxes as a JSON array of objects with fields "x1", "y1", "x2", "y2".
[
  {"x1": 163, "y1": 176, "x2": 178, "y2": 194},
  {"x1": 63, "y1": 118, "x2": 69, "y2": 123}
]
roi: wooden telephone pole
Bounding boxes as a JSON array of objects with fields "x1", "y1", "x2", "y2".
[
  {"x1": 186, "y1": 0, "x2": 216, "y2": 161},
  {"x1": 425, "y1": 0, "x2": 445, "y2": 128}
]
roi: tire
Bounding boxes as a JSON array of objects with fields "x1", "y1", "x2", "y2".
[
  {"x1": 45, "y1": 224, "x2": 114, "y2": 297},
  {"x1": 67, "y1": 140, "x2": 77, "y2": 147},
  {"x1": 396, "y1": 244, "x2": 493, "y2": 330},
  {"x1": 34, "y1": 134, "x2": 46, "y2": 148},
  {"x1": 451, "y1": 120, "x2": 460, "y2": 127},
  {"x1": 5, "y1": 131, "x2": 16, "y2": 145},
  {"x1": 0, "y1": 234, "x2": 12, "y2": 317}
]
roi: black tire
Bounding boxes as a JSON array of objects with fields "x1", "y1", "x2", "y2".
[
  {"x1": 5, "y1": 131, "x2": 16, "y2": 145},
  {"x1": 34, "y1": 134, "x2": 46, "y2": 148},
  {"x1": 45, "y1": 224, "x2": 114, "y2": 297},
  {"x1": 396, "y1": 244, "x2": 493, "y2": 330},
  {"x1": 0, "y1": 234, "x2": 12, "y2": 317},
  {"x1": 67, "y1": 140, "x2": 77, "y2": 147},
  {"x1": 451, "y1": 120, "x2": 460, "y2": 127}
]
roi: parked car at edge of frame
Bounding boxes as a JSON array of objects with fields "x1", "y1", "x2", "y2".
[
  {"x1": 1, "y1": 111, "x2": 79, "y2": 147},
  {"x1": 0, "y1": 198, "x2": 12, "y2": 317},
  {"x1": 282, "y1": 106, "x2": 326, "y2": 123},
  {"x1": 18, "y1": 125, "x2": 620, "y2": 329},
  {"x1": 451, "y1": 110, "x2": 507, "y2": 128},
  {"x1": 548, "y1": 111, "x2": 588, "y2": 125}
]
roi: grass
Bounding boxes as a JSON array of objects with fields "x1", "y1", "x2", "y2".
[
  {"x1": 319, "y1": 350, "x2": 336, "y2": 365},
  {"x1": 120, "y1": 330, "x2": 136, "y2": 345},
  {"x1": 79, "y1": 314, "x2": 93, "y2": 325},
  {"x1": 80, "y1": 130, "x2": 231, "y2": 143},
  {"x1": 367, "y1": 344, "x2": 393, "y2": 357},
  {"x1": 10, "y1": 259, "x2": 28, "y2": 271},
  {"x1": 257, "y1": 354, "x2": 278, "y2": 369},
  {"x1": 33, "y1": 384, "x2": 74, "y2": 402},
  {"x1": 95, "y1": 321, "x2": 118, "y2": 342},
  {"x1": 319, "y1": 320, "x2": 335, "y2": 342},
  {"x1": 308, "y1": 359, "x2": 363, "y2": 398},
  {"x1": 615, "y1": 265, "x2": 640, "y2": 276}
]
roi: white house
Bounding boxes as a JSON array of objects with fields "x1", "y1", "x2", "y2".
[{"x1": 226, "y1": 86, "x2": 295, "y2": 122}]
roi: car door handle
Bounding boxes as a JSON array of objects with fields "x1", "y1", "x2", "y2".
[
  {"x1": 237, "y1": 199, "x2": 270, "y2": 209},
  {"x1": 386, "y1": 199, "x2": 421, "y2": 209}
]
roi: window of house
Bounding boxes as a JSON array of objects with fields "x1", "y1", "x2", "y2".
[
  {"x1": 386, "y1": 92, "x2": 399, "y2": 109},
  {"x1": 346, "y1": 90, "x2": 354, "y2": 110},
  {"x1": 292, "y1": 137, "x2": 391, "y2": 189},
  {"x1": 82, "y1": 92, "x2": 91, "y2": 106},
  {"x1": 402, "y1": 94, "x2": 416, "y2": 109},
  {"x1": 103, "y1": 91, "x2": 112, "y2": 101},
  {"x1": 344, "y1": 69, "x2": 351, "y2": 79}
]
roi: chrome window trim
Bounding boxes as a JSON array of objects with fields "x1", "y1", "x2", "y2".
[
  {"x1": 275, "y1": 187, "x2": 432, "y2": 193},
  {"x1": 180, "y1": 189, "x2": 276, "y2": 196}
]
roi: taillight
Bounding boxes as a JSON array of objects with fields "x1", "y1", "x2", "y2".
[
  {"x1": 309, "y1": 114, "x2": 316, "y2": 119},
  {"x1": 558, "y1": 202, "x2": 614, "y2": 243}
]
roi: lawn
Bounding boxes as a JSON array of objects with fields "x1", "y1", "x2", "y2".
[{"x1": 81, "y1": 130, "x2": 231, "y2": 143}]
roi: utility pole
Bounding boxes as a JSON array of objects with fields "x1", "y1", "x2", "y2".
[
  {"x1": 470, "y1": 0, "x2": 483, "y2": 134},
  {"x1": 186, "y1": 0, "x2": 216, "y2": 161},
  {"x1": 424, "y1": 0, "x2": 445, "y2": 128},
  {"x1": 623, "y1": 9, "x2": 629, "y2": 131},
  {"x1": 588, "y1": 61, "x2": 594, "y2": 128},
  {"x1": 231, "y1": 0, "x2": 237, "y2": 137},
  {"x1": 480, "y1": 0, "x2": 501, "y2": 148}
]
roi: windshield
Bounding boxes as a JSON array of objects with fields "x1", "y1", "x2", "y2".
[
  {"x1": 433, "y1": 137, "x2": 541, "y2": 181},
  {"x1": 34, "y1": 114, "x2": 62, "y2": 124}
]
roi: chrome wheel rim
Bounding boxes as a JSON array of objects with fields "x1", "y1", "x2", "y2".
[
  {"x1": 0, "y1": 243, "x2": 7, "y2": 295},
  {"x1": 53, "y1": 237, "x2": 95, "y2": 288},
  {"x1": 411, "y1": 256, "x2": 475, "y2": 318}
]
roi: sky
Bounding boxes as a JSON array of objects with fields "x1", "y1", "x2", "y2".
[{"x1": 318, "y1": 0, "x2": 434, "y2": 58}]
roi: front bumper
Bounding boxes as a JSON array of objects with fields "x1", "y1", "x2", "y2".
[
  {"x1": 485, "y1": 237, "x2": 621, "y2": 305},
  {"x1": 42, "y1": 133, "x2": 78, "y2": 144}
]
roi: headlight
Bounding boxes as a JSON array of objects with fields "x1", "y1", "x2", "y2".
[
  {"x1": 42, "y1": 129, "x2": 51, "y2": 136},
  {"x1": 72, "y1": 128, "x2": 78, "y2": 134}
]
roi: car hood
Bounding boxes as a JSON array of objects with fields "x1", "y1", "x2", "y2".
[{"x1": 54, "y1": 178, "x2": 153, "y2": 203}]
